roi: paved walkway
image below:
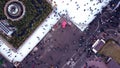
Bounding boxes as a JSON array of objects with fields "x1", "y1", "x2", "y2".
[{"x1": 0, "y1": 0, "x2": 111, "y2": 65}]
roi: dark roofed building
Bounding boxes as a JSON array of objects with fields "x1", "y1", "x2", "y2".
[
  {"x1": 92, "y1": 39, "x2": 105, "y2": 53},
  {"x1": 0, "y1": 20, "x2": 15, "y2": 36},
  {"x1": 94, "y1": 40, "x2": 105, "y2": 51}
]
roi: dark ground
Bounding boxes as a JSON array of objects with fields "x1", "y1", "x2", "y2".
[
  {"x1": 0, "y1": 55, "x2": 14, "y2": 68},
  {"x1": 18, "y1": 18, "x2": 88, "y2": 68},
  {"x1": 0, "y1": 0, "x2": 120, "y2": 68}
]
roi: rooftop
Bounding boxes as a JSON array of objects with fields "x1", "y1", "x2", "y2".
[
  {"x1": 4, "y1": 0, "x2": 25, "y2": 21},
  {"x1": 92, "y1": 39, "x2": 105, "y2": 53},
  {"x1": 0, "y1": 20, "x2": 15, "y2": 36}
]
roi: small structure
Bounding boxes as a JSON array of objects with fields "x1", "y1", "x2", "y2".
[
  {"x1": 0, "y1": 20, "x2": 15, "y2": 36},
  {"x1": 92, "y1": 39, "x2": 105, "y2": 53},
  {"x1": 4, "y1": 0, "x2": 25, "y2": 21},
  {"x1": 61, "y1": 20, "x2": 67, "y2": 28}
]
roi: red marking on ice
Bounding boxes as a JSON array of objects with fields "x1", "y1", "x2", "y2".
[{"x1": 62, "y1": 20, "x2": 67, "y2": 28}]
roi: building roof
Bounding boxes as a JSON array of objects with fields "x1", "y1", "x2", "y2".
[
  {"x1": 92, "y1": 39, "x2": 105, "y2": 53},
  {"x1": 94, "y1": 40, "x2": 105, "y2": 51},
  {"x1": 0, "y1": 20, "x2": 14, "y2": 36},
  {"x1": 4, "y1": 0, "x2": 25, "y2": 21}
]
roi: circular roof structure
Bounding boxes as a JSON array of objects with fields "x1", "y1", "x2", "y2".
[{"x1": 4, "y1": 0, "x2": 25, "y2": 21}]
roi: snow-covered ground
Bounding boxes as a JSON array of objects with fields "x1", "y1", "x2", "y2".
[
  {"x1": 50, "y1": 0, "x2": 111, "y2": 31},
  {"x1": 0, "y1": 0, "x2": 111, "y2": 65}
]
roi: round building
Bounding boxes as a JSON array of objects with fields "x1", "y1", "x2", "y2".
[{"x1": 4, "y1": 0, "x2": 25, "y2": 21}]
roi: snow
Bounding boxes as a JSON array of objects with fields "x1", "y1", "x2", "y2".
[
  {"x1": 0, "y1": 40, "x2": 16, "y2": 62},
  {"x1": 0, "y1": 0, "x2": 111, "y2": 64},
  {"x1": 50, "y1": 0, "x2": 111, "y2": 31}
]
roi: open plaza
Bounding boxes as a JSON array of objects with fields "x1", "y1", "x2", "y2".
[{"x1": 0, "y1": 0, "x2": 120, "y2": 68}]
